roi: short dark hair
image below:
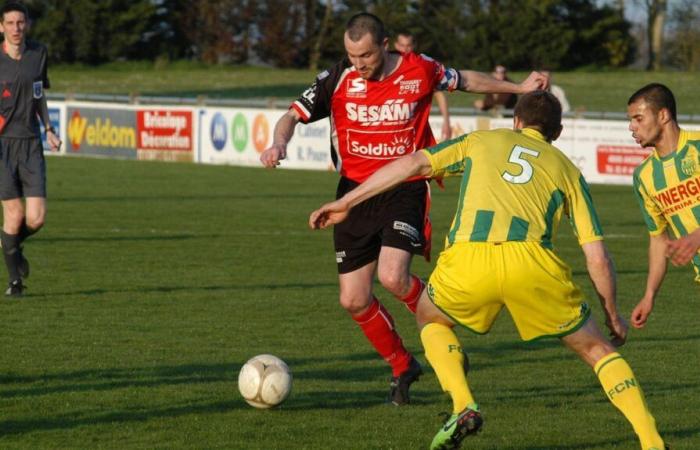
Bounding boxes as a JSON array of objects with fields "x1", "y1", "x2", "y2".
[
  {"x1": 346, "y1": 13, "x2": 386, "y2": 46},
  {"x1": 1, "y1": 1, "x2": 29, "y2": 20},
  {"x1": 628, "y1": 83, "x2": 677, "y2": 122},
  {"x1": 514, "y1": 90, "x2": 562, "y2": 142}
]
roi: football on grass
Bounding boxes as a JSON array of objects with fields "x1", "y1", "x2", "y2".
[{"x1": 238, "y1": 354, "x2": 292, "y2": 409}]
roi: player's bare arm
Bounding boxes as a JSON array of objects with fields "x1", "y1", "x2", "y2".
[
  {"x1": 309, "y1": 151, "x2": 433, "y2": 229},
  {"x1": 38, "y1": 96, "x2": 61, "y2": 152},
  {"x1": 631, "y1": 233, "x2": 669, "y2": 329},
  {"x1": 260, "y1": 109, "x2": 301, "y2": 168},
  {"x1": 433, "y1": 91, "x2": 451, "y2": 141},
  {"x1": 458, "y1": 70, "x2": 549, "y2": 94},
  {"x1": 581, "y1": 240, "x2": 627, "y2": 346},
  {"x1": 666, "y1": 228, "x2": 700, "y2": 266}
]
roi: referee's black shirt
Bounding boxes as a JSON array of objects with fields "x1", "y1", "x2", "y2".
[{"x1": 0, "y1": 39, "x2": 49, "y2": 138}]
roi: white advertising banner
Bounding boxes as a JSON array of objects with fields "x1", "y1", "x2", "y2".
[{"x1": 198, "y1": 107, "x2": 333, "y2": 171}]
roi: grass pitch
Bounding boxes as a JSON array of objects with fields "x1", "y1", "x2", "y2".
[
  {"x1": 0, "y1": 156, "x2": 698, "y2": 449},
  {"x1": 49, "y1": 63, "x2": 700, "y2": 116}
]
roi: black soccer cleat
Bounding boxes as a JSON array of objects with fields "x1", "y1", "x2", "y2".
[
  {"x1": 389, "y1": 357, "x2": 423, "y2": 406},
  {"x1": 5, "y1": 279, "x2": 25, "y2": 297}
]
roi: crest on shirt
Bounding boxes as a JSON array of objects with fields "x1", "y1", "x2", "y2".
[
  {"x1": 347, "y1": 78, "x2": 367, "y2": 98},
  {"x1": 32, "y1": 81, "x2": 43, "y2": 99},
  {"x1": 681, "y1": 154, "x2": 696, "y2": 176}
]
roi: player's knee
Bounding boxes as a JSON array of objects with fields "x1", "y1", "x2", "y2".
[
  {"x1": 377, "y1": 270, "x2": 409, "y2": 296},
  {"x1": 2, "y1": 210, "x2": 24, "y2": 231},
  {"x1": 25, "y1": 216, "x2": 44, "y2": 231},
  {"x1": 339, "y1": 292, "x2": 372, "y2": 315}
]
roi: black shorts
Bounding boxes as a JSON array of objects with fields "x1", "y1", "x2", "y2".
[
  {"x1": 0, "y1": 137, "x2": 46, "y2": 200},
  {"x1": 334, "y1": 176, "x2": 427, "y2": 274}
]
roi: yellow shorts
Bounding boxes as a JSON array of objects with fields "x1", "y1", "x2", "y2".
[{"x1": 427, "y1": 241, "x2": 590, "y2": 341}]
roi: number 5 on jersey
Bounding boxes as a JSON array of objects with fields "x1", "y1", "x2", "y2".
[{"x1": 502, "y1": 145, "x2": 540, "y2": 184}]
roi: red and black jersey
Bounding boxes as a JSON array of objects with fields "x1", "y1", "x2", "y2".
[{"x1": 291, "y1": 52, "x2": 460, "y2": 183}]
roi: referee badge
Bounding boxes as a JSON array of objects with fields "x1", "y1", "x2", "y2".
[{"x1": 32, "y1": 81, "x2": 43, "y2": 99}]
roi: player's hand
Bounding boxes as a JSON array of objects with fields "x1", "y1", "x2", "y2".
[
  {"x1": 605, "y1": 314, "x2": 628, "y2": 347},
  {"x1": 441, "y1": 121, "x2": 452, "y2": 142},
  {"x1": 665, "y1": 231, "x2": 700, "y2": 266},
  {"x1": 630, "y1": 296, "x2": 655, "y2": 329},
  {"x1": 47, "y1": 130, "x2": 62, "y2": 152},
  {"x1": 309, "y1": 200, "x2": 350, "y2": 229},
  {"x1": 519, "y1": 71, "x2": 550, "y2": 94},
  {"x1": 260, "y1": 143, "x2": 287, "y2": 168}
]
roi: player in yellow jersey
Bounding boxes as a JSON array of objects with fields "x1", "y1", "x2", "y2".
[
  {"x1": 310, "y1": 91, "x2": 666, "y2": 450},
  {"x1": 628, "y1": 83, "x2": 700, "y2": 329}
]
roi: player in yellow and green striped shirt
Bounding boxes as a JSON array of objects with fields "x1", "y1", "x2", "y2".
[
  {"x1": 310, "y1": 91, "x2": 666, "y2": 450},
  {"x1": 629, "y1": 83, "x2": 700, "y2": 330}
]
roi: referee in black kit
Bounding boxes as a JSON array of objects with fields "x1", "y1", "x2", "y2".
[{"x1": 0, "y1": 1, "x2": 61, "y2": 296}]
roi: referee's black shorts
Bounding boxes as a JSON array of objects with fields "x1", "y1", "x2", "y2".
[
  {"x1": 333, "y1": 176, "x2": 427, "y2": 274},
  {"x1": 0, "y1": 137, "x2": 47, "y2": 200}
]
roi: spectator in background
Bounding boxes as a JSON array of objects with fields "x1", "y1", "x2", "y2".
[
  {"x1": 473, "y1": 65, "x2": 518, "y2": 112},
  {"x1": 542, "y1": 70, "x2": 570, "y2": 113},
  {"x1": 394, "y1": 31, "x2": 452, "y2": 141}
]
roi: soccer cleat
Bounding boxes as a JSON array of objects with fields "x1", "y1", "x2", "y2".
[
  {"x1": 389, "y1": 357, "x2": 423, "y2": 405},
  {"x1": 5, "y1": 279, "x2": 25, "y2": 297},
  {"x1": 430, "y1": 405, "x2": 483, "y2": 450}
]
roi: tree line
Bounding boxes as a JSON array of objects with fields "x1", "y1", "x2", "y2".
[{"x1": 17, "y1": 0, "x2": 699, "y2": 71}]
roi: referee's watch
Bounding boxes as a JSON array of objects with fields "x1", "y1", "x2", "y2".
[{"x1": 46, "y1": 126, "x2": 56, "y2": 134}]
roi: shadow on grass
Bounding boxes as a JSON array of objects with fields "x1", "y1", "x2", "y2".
[
  {"x1": 0, "y1": 353, "x2": 444, "y2": 436},
  {"x1": 50, "y1": 192, "x2": 328, "y2": 203},
  {"x1": 21, "y1": 282, "x2": 339, "y2": 298}
]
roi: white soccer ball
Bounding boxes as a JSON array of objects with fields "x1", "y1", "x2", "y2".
[{"x1": 238, "y1": 354, "x2": 292, "y2": 409}]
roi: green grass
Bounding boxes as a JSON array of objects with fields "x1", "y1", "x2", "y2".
[
  {"x1": 1, "y1": 157, "x2": 698, "y2": 449},
  {"x1": 48, "y1": 63, "x2": 700, "y2": 116}
]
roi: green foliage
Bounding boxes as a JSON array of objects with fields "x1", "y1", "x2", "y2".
[
  {"x1": 665, "y1": 0, "x2": 700, "y2": 70},
  {"x1": 21, "y1": 0, "x2": 637, "y2": 69},
  {"x1": 0, "y1": 157, "x2": 697, "y2": 449}
]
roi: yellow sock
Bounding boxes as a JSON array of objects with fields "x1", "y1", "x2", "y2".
[
  {"x1": 595, "y1": 352, "x2": 664, "y2": 450},
  {"x1": 421, "y1": 323, "x2": 474, "y2": 413}
]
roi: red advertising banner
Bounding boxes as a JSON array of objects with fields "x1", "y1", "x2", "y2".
[
  {"x1": 137, "y1": 110, "x2": 193, "y2": 151},
  {"x1": 596, "y1": 145, "x2": 652, "y2": 176}
]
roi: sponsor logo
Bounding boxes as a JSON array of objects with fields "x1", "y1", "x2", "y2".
[
  {"x1": 607, "y1": 378, "x2": 638, "y2": 399},
  {"x1": 300, "y1": 83, "x2": 316, "y2": 105},
  {"x1": 252, "y1": 114, "x2": 270, "y2": 153},
  {"x1": 210, "y1": 112, "x2": 227, "y2": 151},
  {"x1": 346, "y1": 100, "x2": 417, "y2": 126},
  {"x1": 32, "y1": 81, "x2": 43, "y2": 99},
  {"x1": 347, "y1": 78, "x2": 367, "y2": 97},
  {"x1": 346, "y1": 127, "x2": 415, "y2": 160},
  {"x1": 298, "y1": 123, "x2": 327, "y2": 138},
  {"x1": 67, "y1": 110, "x2": 135, "y2": 151},
  {"x1": 335, "y1": 250, "x2": 346, "y2": 263},
  {"x1": 653, "y1": 176, "x2": 700, "y2": 215},
  {"x1": 398, "y1": 79, "x2": 422, "y2": 95},
  {"x1": 316, "y1": 70, "x2": 329, "y2": 81},
  {"x1": 393, "y1": 220, "x2": 420, "y2": 242},
  {"x1": 137, "y1": 110, "x2": 192, "y2": 151},
  {"x1": 596, "y1": 145, "x2": 651, "y2": 176},
  {"x1": 231, "y1": 113, "x2": 248, "y2": 152}
]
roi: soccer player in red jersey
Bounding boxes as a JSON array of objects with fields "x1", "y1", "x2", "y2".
[{"x1": 260, "y1": 12, "x2": 548, "y2": 405}]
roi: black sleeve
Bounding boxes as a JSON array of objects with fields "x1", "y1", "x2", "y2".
[
  {"x1": 40, "y1": 45, "x2": 50, "y2": 89},
  {"x1": 291, "y1": 59, "x2": 349, "y2": 124}
]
